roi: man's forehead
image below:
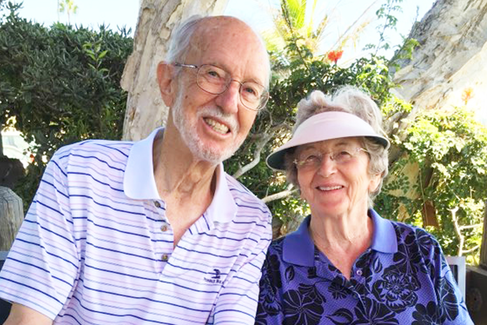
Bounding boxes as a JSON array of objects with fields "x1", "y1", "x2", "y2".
[
  {"x1": 192, "y1": 17, "x2": 256, "y2": 49},
  {"x1": 187, "y1": 17, "x2": 269, "y2": 84},
  {"x1": 195, "y1": 16, "x2": 249, "y2": 35}
]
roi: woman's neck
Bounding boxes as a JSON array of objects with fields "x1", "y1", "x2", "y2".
[{"x1": 309, "y1": 210, "x2": 374, "y2": 279}]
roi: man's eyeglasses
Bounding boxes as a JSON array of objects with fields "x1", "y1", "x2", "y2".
[
  {"x1": 293, "y1": 147, "x2": 368, "y2": 171},
  {"x1": 174, "y1": 63, "x2": 269, "y2": 111}
]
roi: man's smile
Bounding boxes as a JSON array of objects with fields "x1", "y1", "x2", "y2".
[{"x1": 204, "y1": 117, "x2": 230, "y2": 135}]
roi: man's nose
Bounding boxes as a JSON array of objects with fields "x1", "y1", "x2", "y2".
[{"x1": 214, "y1": 80, "x2": 240, "y2": 114}]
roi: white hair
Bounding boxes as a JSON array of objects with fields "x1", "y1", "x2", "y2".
[{"x1": 165, "y1": 15, "x2": 271, "y2": 87}]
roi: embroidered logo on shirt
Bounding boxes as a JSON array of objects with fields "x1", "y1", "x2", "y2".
[
  {"x1": 212, "y1": 269, "x2": 221, "y2": 279},
  {"x1": 204, "y1": 269, "x2": 222, "y2": 284}
]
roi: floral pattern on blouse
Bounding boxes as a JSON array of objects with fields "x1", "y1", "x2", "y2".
[{"x1": 256, "y1": 210, "x2": 473, "y2": 325}]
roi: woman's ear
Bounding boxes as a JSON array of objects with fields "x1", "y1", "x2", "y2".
[
  {"x1": 368, "y1": 172, "x2": 382, "y2": 193},
  {"x1": 157, "y1": 61, "x2": 176, "y2": 107}
]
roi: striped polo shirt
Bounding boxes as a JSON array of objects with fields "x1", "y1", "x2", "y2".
[{"x1": 0, "y1": 128, "x2": 272, "y2": 324}]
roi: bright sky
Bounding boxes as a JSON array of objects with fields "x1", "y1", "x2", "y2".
[
  {"x1": 226, "y1": 0, "x2": 436, "y2": 60},
  {"x1": 11, "y1": 0, "x2": 436, "y2": 60}
]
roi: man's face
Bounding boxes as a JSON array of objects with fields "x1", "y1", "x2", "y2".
[{"x1": 169, "y1": 18, "x2": 269, "y2": 165}]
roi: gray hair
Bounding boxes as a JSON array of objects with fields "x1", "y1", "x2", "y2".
[
  {"x1": 284, "y1": 86, "x2": 389, "y2": 207},
  {"x1": 165, "y1": 15, "x2": 271, "y2": 87},
  {"x1": 166, "y1": 15, "x2": 204, "y2": 64}
]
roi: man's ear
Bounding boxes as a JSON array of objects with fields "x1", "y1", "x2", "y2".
[{"x1": 157, "y1": 61, "x2": 176, "y2": 107}]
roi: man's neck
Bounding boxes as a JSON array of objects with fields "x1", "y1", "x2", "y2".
[
  {"x1": 152, "y1": 128, "x2": 218, "y2": 201},
  {"x1": 151, "y1": 127, "x2": 220, "y2": 246}
]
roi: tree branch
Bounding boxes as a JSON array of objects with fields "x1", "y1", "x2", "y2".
[
  {"x1": 462, "y1": 245, "x2": 480, "y2": 254},
  {"x1": 262, "y1": 186, "x2": 298, "y2": 203},
  {"x1": 232, "y1": 132, "x2": 273, "y2": 179},
  {"x1": 450, "y1": 207, "x2": 464, "y2": 256},
  {"x1": 458, "y1": 223, "x2": 483, "y2": 231},
  {"x1": 232, "y1": 122, "x2": 292, "y2": 179}
]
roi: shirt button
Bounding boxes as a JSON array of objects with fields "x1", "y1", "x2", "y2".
[
  {"x1": 356, "y1": 269, "x2": 363, "y2": 276},
  {"x1": 161, "y1": 225, "x2": 168, "y2": 232},
  {"x1": 162, "y1": 254, "x2": 169, "y2": 261},
  {"x1": 154, "y1": 201, "x2": 161, "y2": 208}
]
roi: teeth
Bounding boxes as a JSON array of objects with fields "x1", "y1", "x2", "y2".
[
  {"x1": 204, "y1": 118, "x2": 229, "y2": 134},
  {"x1": 318, "y1": 186, "x2": 342, "y2": 191}
]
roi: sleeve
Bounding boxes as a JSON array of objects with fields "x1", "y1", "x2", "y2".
[
  {"x1": 254, "y1": 249, "x2": 284, "y2": 325},
  {"x1": 424, "y1": 231, "x2": 474, "y2": 325},
  {"x1": 211, "y1": 211, "x2": 272, "y2": 324},
  {"x1": 0, "y1": 147, "x2": 80, "y2": 320}
]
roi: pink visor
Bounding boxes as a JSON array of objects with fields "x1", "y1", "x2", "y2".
[{"x1": 266, "y1": 111, "x2": 390, "y2": 171}]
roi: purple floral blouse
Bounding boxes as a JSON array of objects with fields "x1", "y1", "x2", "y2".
[{"x1": 256, "y1": 210, "x2": 473, "y2": 325}]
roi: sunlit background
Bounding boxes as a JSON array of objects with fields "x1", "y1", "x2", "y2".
[
  {"x1": 12, "y1": 0, "x2": 435, "y2": 59},
  {"x1": 5, "y1": 0, "x2": 486, "y2": 162}
]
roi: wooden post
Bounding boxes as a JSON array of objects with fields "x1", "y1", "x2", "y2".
[
  {"x1": 0, "y1": 186, "x2": 23, "y2": 251},
  {"x1": 480, "y1": 201, "x2": 487, "y2": 270}
]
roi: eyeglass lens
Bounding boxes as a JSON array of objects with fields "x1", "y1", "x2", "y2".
[
  {"x1": 295, "y1": 147, "x2": 366, "y2": 170},
  {"x1": 196, "y1": 65, "x2": 267, "y2": 110}
]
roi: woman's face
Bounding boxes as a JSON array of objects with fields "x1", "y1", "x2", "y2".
[{"x1": 295, "y1": 137, "x2": 380, "y2": 217}]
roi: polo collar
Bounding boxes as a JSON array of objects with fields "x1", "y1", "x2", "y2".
[
  {"x1": 282, "y1": 215, "x2": 315, "y2": 266},
  {"x1": 123, "y1": 128, "x2": 161, "y2": 200},
  {"x1": 123, "y1": 128, "x2": 237, "y2": 223},
  {"x1": 282, "y1": 209, "x2": 398, "y2": 267},
  {"x1": 205, "y1": 164, "x2": 237, "y2": 223},
  {"x1": 369, "y1": 208, "x2": 398, "y2": 253}
]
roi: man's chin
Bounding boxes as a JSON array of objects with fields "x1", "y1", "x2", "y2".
[{"x1": 180, "y1": 129, "x2": 243, "y2": 165}]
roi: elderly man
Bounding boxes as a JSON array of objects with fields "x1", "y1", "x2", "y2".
[{"x1": 0, "y1": 16, "x2": 272, "y2": 324}]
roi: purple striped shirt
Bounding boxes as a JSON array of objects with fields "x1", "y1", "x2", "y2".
[{"x1": 0, "y1": 128, "x2": 272, "y2": 324}]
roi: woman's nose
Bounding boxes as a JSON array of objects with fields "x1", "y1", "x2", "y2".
[{"x1": 316, "y1": 154, "x2": 337, "y2": 177}]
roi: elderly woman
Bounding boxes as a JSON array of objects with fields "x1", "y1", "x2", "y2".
[{"x1": 256, "y1": 87, "x2": 473, "y2": 324}]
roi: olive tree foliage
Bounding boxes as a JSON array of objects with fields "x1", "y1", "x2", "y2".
[
  {"x1": 376, "y1": 106, "x2": 487, "y2": 264},
  {"x1": 0, "y1": 1, "x2": 132, "y2": 204}
]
